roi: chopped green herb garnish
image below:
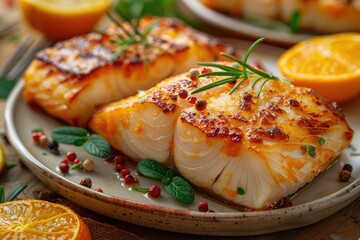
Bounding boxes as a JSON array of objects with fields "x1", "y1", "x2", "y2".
[
  {"x1": 350, "y1": 152, "x2": 360, "y2": 157},
  {"x1": 308, "y1": 145, "x2": 316, "y2": 157},
  {"x1": 5, "y1": 161, "x2": 16, "y2": 169},
  {"x1": 289, "y1": 10, "x2": 301, "y2": 34},
  {"x1": 237, "y1": 187, "x2": 245, "y2": 195},
  {"x1": 318, "y1": 137, "x2": 325, "y2": 145}
]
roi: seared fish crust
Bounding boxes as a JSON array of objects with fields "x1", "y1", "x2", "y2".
[
  {"x1": 90, "y1": 63, "x2": 353, "y2": 209},
  {"x1": 23, "y1": 16, "x2": 235, "y2": 126}
]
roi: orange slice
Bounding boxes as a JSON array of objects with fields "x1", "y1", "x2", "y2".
[
  {"x1": 0, "y1": 143, "x2": 4, "y2": 175},
  {"x1": 19, "y1": 0, "x2": 111, "y2": 40},
  {"x1": 278, "y1": 33, "x2": 360, "y2": 103},
  {"x1": 0, "y1": 200, "x2": 91, "y2": 239}
]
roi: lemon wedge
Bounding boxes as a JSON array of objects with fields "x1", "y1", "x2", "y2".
[{"x1": 19, "y1": 0, "x2": 111, "y2": 40}]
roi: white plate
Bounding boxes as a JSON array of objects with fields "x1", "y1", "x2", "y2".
[
  {"x1": 179, "y1": 0, "x2": 313, "y2": 46},
  {"x1": 5, "y1": 42, "x2": 360, "y2": 236}
]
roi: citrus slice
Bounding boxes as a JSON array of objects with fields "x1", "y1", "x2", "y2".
[
  {"x1": 0, "y1": 143, "x2": 5, "y2": 175},
  {"x1": 278, "y1": 33, "x2": 360, "y2": 102},
  {"x1": 19, "y1": 0, "x2": 111, "y2": 40},
  {"x1": 0, "y1": 200, "x2": 91, "y2": 239}
]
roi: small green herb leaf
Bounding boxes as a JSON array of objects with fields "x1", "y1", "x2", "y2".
[
  {"x1": 132, "y1": 186, "x2": 149, "y2": 193},
  {"x1": 350, "y1": 152, "x2": 360, "y2": 156},
  {"x1": 308, "y1": 145, "x2": 316, "y2": 158},
  {"x1": 165, "y1": 176, "x2": 194, "y2": 204},
  {"x1": 5, "y1": 183, "x2": 27, "y2": 202},
  {"x1": 137, "y1": 159, "x2": 174, "y2": 181},
  {"x1": 237, "y1": 187, "x2": 245, "y2": 195},
  {"x1": 51, "y1": 127, "x2": 88, "y2": 146},
  {"x1": 31, "y1": 127, "x2": 43, "y2": 133},
  {"x1": 5, "y1": 161, "x2": 16, "y2": 169},
  {"x1": 0, "y1": 129, "x2": 6, "y2": 135},
  {"x1": 0, "y1": 185, "x2": 5, "y2": 203},
  {"x1": 318, "y1": 137, "x2": 325, "y2": 145},
  {"x1": 83, "y1": 134, "x2": 111, "y2": 158},
  {"x1": 289, "y1": 10, "x2": 301, "y2": 34},
  {"x1": 71, "y1": 162, "x2": 83, "y2": 170},
  {"x1": 0, "y1": 78, "x2": 17, "y2": 99}
]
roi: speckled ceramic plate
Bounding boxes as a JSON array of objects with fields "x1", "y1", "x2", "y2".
[
  {"x1": 179, "y1": 0, "x2": 313, "y2": 46},
  {"x1": 5, "y1": 41, "x2": 360, "y2": 236}
]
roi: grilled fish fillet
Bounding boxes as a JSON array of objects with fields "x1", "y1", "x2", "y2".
[
  {"x1": 89, "y1": 63, "x2": 353, "y2": 209},
  {"x1": 201, "y1": 0, "x2": 360, "y2": 33},
  {"x1": 23, "y1": 16, "x2": 235, "y2": 127}
]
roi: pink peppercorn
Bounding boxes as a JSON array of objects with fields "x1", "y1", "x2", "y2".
[
  {"x1": 32, "y1": 132, "x2": 42, "y2": 144},
  {"x1": 95, "y1": 187, "x2": 103, "y2": 193},
  {"x1": 114, "y1": 155, "x2": 125, "y2": 165},
  {"x1": 178, "y1": 89, "x2": 188, "y2": 99},
  {"x1": 115, "y1": 164, "x2": 125, "y2": 172},
  {"x1": 124, "y1": 175, "x2": 135, "y2": 185},
  {"x1": 66, "y1": 151, "x2": 77, "y2": 162},
  {"x1": 148, "y1": 185, "x2": 161, "y2": 198},
  {"x1": 201, "y1": 68, "x2": 212, "y2": 74},
  {"x1": 121, "y1": 168, "x2": 130, "y2": 178},
  {"x1": 59, "y1": 162, "x2": 69, "y2": 173},
  {"x1": 61, "y1": 159, "x2": 69, "y2": 165},
  {"x1": 188, "y1": 96, "x2": 197, "y2": 104},
  {"x1": 198, "y1": 201, "x2": 209, "y2": 212},
  {"x1": 73, "y1": 159, "x2": 81, "y2": 165}
]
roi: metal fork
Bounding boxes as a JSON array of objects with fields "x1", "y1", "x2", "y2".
[{"x1": 0, "y1": 37, "x2": 51, "y2": 81}]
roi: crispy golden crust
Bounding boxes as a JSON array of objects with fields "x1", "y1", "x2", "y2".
[{"x1": 23, "y1": 17, "x2": 235, "y2": 126}]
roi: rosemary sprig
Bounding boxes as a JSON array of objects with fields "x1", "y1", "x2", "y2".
[
  {"x1": 191, "y1": 38, "x2": 289, "y2": 97},
  {"x1": 107, "y1": 12, "x2": 160, "y2": 62}
]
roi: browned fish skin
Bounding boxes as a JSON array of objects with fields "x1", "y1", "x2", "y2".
[{"x1": 23, "y1": 16, "x2": 235, "y2": 126}]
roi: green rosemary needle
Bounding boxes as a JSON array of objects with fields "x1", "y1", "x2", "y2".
[
  {"x1": 107, "y1": 12, "x2": 160, "y2": 62},
  {"x1": 191, "y1": 38, "x2": 289, "y2": 97}
]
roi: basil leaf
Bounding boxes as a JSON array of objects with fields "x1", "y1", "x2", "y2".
[
  {"x1": 51, "y1": 127, "x2": 88, "y2": 146},
  {"x1": 165, "y1": 176, "x2": 194, "y2": 204},
  {"x1": 0, "y1": 185, "x2": 5, "y2": 203},
  {"x1": 137, "y1": 159, "x2": 174, "y2": 181},
  {"x1": 237, "y1": 187, "x2": 245, "y2": 195},
  {"x1": 289, "y1": 10, "x2": 301, "y2": 34},
  {"x1": 71, "y1": 162, "x2": 83, "y2": 170},
  {"x1": 5, "y1": 161, "x2": 16, "y2": 169},
  {"x1": 83, "y1": 134, "x2": 111, "y2": 158},
  {"x1": 0, "y1": 78, "x2": 17, "y2": 99},
  {"x1": 5, "y1": 183, "x2": 27, "y2": 202}
]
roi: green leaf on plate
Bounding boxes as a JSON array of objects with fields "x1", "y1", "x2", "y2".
[
  {"x1": 83, "y1": 134, "x2": 111, "y2": 158},
  {"x1": 5, "y1": 183, "x2": 27, "y2": 202},
  {"x1": 71, "y1": 162, "x2": 83, "y2": 170},
  {"x1": 0, "y1": 185, "x2": 5, "y2": 203},
  {"x1": 0, "y1": 78, "x2": 17, "y2": 99},
  {"x1": 165, "y1": 176, "x2": 194, "y2": 204},
  {"x1": 5, "y1": 161, "x2": 16, "y2": 169},
  {"x1": 51, "y1": 127, "x2": 88, "y2": 146},
  {"x1": 137, "y1": 159, "x2": 174, "y2": 181},
  {"x1": 289, "y1": 10, "x2": 301, "y2": 34}
]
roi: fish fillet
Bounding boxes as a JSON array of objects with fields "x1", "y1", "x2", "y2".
[
  {"x1": 89, "y1": 63, "x2": 353, "y2": 209},
  {"x1": 23, "y1": 16, "x2": 235, "y2": 126}
]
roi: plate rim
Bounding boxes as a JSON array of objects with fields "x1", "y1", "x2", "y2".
[
  {"x1": 5, "y1": 77, "x2": 360, "y2": 235},
  {"x1": 180, "y1": 0, "x2": 313, "y2": 45}
]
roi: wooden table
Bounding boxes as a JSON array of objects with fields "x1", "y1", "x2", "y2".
[{"x1": 1, "y1": 2, "x2": 360, "y2": 240}]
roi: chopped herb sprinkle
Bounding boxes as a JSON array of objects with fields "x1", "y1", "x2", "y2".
[
  {"x1": 308, "y1": 145, "x2": 316, "y2": 158},
  {"x1": 237, "y1": 187, "x2": 245, "y2": 195},
  {"x1": 318, "y1": 137, "x2": 325, "y2": 145}
]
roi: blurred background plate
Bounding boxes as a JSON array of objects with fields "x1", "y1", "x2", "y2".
[{"x1": 179, "y1": 0, "x2": 313, "y2": 46}]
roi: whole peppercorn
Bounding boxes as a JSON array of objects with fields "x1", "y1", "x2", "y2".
[
  {"x1": 198, "y1": 201, "x2": 209, "y2": 212},
  {"x1": 343, "y1": 164, "x2": 353, "y2": 173},
  {"x1": 195, "y1": 99, "x2": 207, "y2": 111},
  {"x1": 32, "y1": 132, "x2": 42, "y2": 144},
  {"x1": 80, "y1": 178, "x2": 92, "y2": 188},
  {"x1": 66, "y1": 151, "x2": 77, "y2": 162},
  {"x1": 201, "y1": 68, "x2": 212, "y2": 74},
  {"x1": 148, "y1": 185, "x2": 161, "y2": 198},
  {"x1": 39, "y1": 135, "x2": 48, "y2": 146},
  {"x1": 73, "y1": 159, "x2": 81, "y2": 165},
  {"x1": 114, "y1": 155, "x2": 125, "y2": 165},
  {"x1": 189, "y1": 68, "x2": 200, "y2": 80},
  {"x1": 124, "y1": 175, "x2": 135, "y2": 185},
  {"x1": 188, "y1": 96, "x2": 197, "y2": 104},
  {"x1": 115, "y1": 164, "x2": 125, "y2": 172},
  {"x1": 95, "y1": 187, "x2": 103, "y2": 193},
  {"x1": 121, "y1": 168, "x2": 130, "y2": 178},
  {"x1": 83, "y1": 159, "x2": 95, "y2": 172},
  {"x1": 47, "y1": 139, "x2": 59, "y2": 150},
  {"x1": 338, "y1": 169, "x2": 351, "y2": 182},
  {"x1": 59, "y1": 162, "x2": 69, "y2": 173},
  {"x1": 178, "y1": 89, "x2": 188, "y2": 99},
  {"x1": 61, "y1": 159, "x2": 69, "y2": 165},
  {"x1": 50, "y1": 148, "x2": 60, "y2": 156}
]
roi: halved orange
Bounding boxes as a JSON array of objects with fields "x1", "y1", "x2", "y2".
[
  {"x1": 0, "y1": 200, "x2": 91, "y2": 239},
  {"x1": 19, "y1": 0, "x2": 111, "y2": 40},
  {"x1": 278, "y1": 33, "x2": 360, "y2": 103}
]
